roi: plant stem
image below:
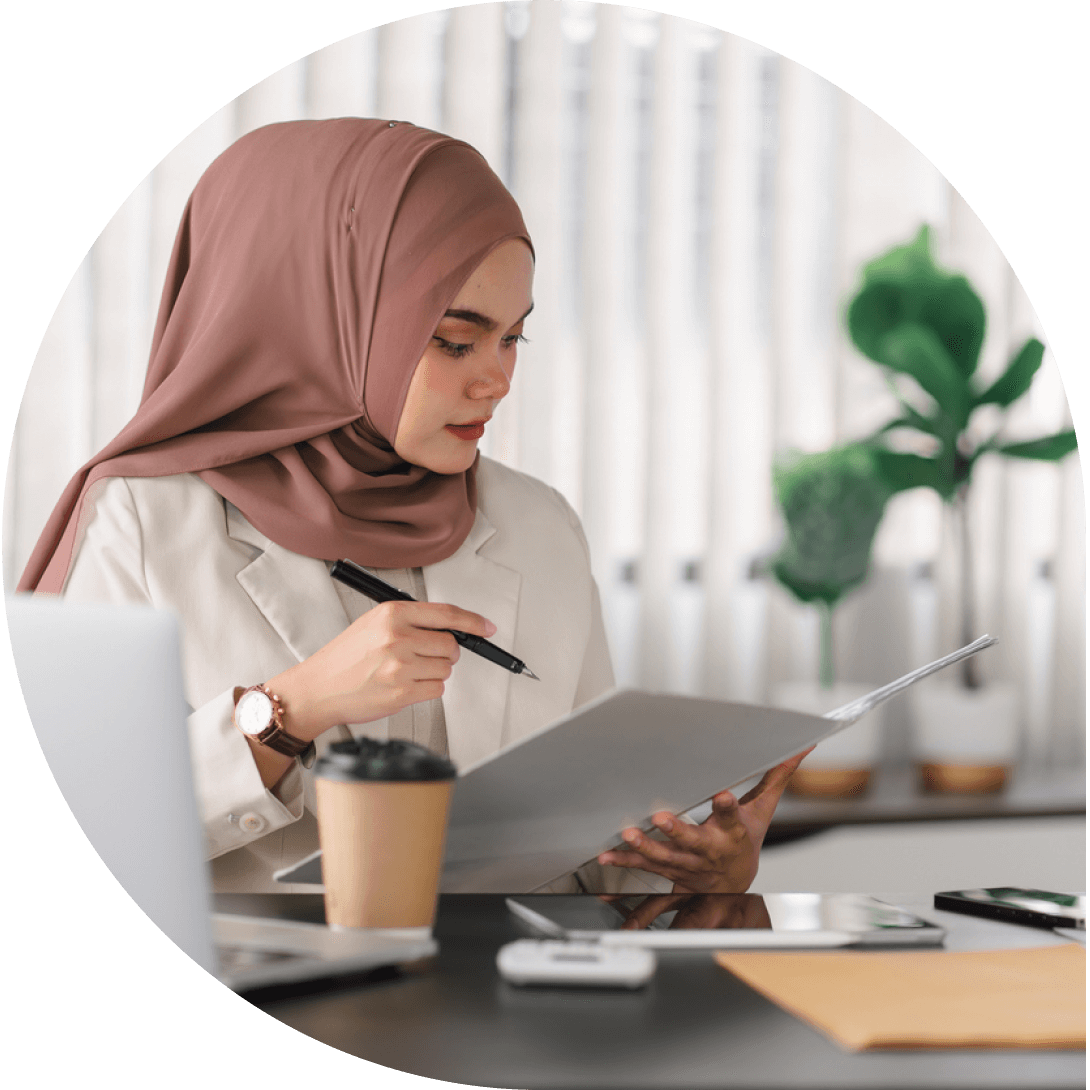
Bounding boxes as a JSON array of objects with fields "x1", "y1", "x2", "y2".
[
  {"x1": 819, "y1": 600, "x2": 834, "y2": 690},
  {"x1": 957, "y1": 488, "x2": 981, "y2": 689}
]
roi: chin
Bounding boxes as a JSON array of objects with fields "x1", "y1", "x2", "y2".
[{"x1": 422, "y1": 448, "x2": 478, "y2": 476}]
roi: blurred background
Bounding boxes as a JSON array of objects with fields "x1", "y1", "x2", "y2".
[{"x1": 5, "y1": 1, "x2": 1083, "y2": 887}]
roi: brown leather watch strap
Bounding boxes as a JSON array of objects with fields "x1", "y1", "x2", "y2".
[{"x1": 233, "y1": 684, "x2": 317, "y2": 766}]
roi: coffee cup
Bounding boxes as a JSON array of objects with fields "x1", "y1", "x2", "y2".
[{"x1": 314, "y1": 738, "x2": 457, "y2": 929}]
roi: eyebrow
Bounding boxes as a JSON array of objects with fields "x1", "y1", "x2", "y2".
[{"x1": 440, "y1": 303, "x2": 535, "y2": 331}]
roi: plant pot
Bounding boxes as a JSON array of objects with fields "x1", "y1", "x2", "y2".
[
  {"x1": 911, "y1": 683, "x2": 1019, "y2": 795},
  {"x1": 771, "y1": 682, "x2": 885, "y2": 799}
]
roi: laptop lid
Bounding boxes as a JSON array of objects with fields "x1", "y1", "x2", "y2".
[{"x1": 6, "y1": 595, "x2": 215, "y2": 972}]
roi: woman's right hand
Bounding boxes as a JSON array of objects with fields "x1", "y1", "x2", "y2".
[{"x1": 264, "y1": 601, "x2": 497, "y2": 742}]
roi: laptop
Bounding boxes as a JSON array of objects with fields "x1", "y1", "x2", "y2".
[{"x1": 6, "y1": 596, "x2": 435, "y2": 991}]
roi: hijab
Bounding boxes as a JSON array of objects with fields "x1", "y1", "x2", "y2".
[{"x1": 19, "y1": 119, "x2": 532, "y2": 594}]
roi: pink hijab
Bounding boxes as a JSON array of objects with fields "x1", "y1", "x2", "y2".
[{"x1": 20, "y1": 119, "x2": 532, "y2": 593}]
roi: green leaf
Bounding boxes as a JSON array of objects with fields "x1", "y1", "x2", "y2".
[
  {"x1": 871, "y1": 410, "x2": 938, "y2": 440},
  {"x1": 974, "y1": 338, "x2": 1045, "y2": 408},
  {"x1": 876, "y1": 323, "x2": 970, "y2": 429},
  {"x1": 847, "y1": 226, "x2": 987, "y2": 378},
  {"x1": 998, "y1": 430, "x2": 1078, "y2": 461},
  {"x1": 870, "y1": 449, "x2": 956, "y2": 499},
  {"x1": 859, "y1": 224, "x2": 936, "y2": 282},
  {"x1": 770, "y1": 446, "x2": 891, "y2": 608},
  {"x1": 917, "y1": 276, "x2": 986, "y2": 380}
]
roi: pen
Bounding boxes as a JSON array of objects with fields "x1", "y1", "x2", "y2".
[{"x1": 330, "y1": 558, "x2": 540, "y2": 680}]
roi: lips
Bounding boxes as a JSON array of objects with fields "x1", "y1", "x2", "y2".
[{"x1": 445, "y1": 421, "x2": 488, "y2": 441}]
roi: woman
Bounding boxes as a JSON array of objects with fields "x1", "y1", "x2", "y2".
[{"x1": 20, "y1": 119, "x2": 804, "y2": 895}]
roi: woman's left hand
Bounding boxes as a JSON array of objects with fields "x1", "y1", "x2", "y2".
[{"x1": 596, "y1": 748, "x2": 813, "y2": 893}]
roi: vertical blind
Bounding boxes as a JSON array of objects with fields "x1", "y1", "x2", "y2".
[{"x1": 6, "y1": 1, "x2": 1083, "y2": 767}]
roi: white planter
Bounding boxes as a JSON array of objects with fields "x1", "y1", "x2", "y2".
[
  {"x1": 911, "y1": 683, "x2": 1019, "y2": 793},
  {"x1": 771, "y1": 682, "x2": 885, "y2": 798}
]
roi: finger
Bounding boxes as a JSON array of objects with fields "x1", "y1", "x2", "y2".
[
  {"x1": 739, "y1": 757, "x2": 808, "y2": 817},
  {"x1": 614, "y1": 827, "x2": 708, "y2": 871},
  {"x1": 410, "y1": 602, "x2": 497, "y2": 639},
  {"x1": 782, "y1": 746, "x2": 816, "y2": 772},
  {"x1": 596, "y1": 848, "x2": 691, "y2": 884},
  {"x1": 620, "y1": 895, "x2": 685, "y2": 930},
  {"x1": 711, "y1": 791, "x2": 740, "y2": 818},
  {"x1": 407, "y1": 628, "x2": 461, "y2": 662},
  {"x1": 649, "y1": 812, "x2": 707, "y2": 851}
]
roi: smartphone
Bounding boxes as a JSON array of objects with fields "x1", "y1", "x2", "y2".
[{"x1": 934, "y1": 888, "x2": 1086, "y2": 930}]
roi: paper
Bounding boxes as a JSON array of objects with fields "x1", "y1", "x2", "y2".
[
  {"x1": 438, "y1": 638, "x2": 997, "y2": 892},
  {"x1": 715, "y1": 944, "x2": 1085, "y2": 1051}
]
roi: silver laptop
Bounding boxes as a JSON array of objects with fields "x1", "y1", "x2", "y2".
[{"x1": 7, "y1": 596, "x2": 434, "y2": 990}]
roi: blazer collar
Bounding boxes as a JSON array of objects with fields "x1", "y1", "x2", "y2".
[{"x1": 225, "y1": 501, "x2": 519, "y2": 770}]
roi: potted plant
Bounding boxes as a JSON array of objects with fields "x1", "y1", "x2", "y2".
[
  {"x1": 846, "y1": 225, "x2": 1078, "y2": 792},
  {"x1": 768, "y1": 443, "x2": 892, "y2": 797}
]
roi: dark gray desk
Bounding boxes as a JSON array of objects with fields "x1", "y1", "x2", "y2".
[{"x1": 219, "y1": 891, "x2": 1084, "y2": 1090}]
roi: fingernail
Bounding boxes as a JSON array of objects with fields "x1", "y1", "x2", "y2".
[
  {"x1": 484, "y1": 620, "x2": 497, "y2": 636},
  {"x1": 598, "y1": 853, "x2": 612, "y2": 865},
  {"x1": 623, "y1": 830, "x2": 640, "y2": 845},
  {"x1": 654, "y1": 816, "x2": 673, "y2": 831}
]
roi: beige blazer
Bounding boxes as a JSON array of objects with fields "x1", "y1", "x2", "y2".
[{"x1": 60, "y1": 457, "x2": 667, "y2": 894}]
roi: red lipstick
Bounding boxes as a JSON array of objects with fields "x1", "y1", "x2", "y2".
[{"x1": 445, "y1": 421, "x2": 487, "y2": 441}]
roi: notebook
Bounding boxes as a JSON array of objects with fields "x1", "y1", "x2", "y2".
[{"x1": 7, "y1": 596, "x2": 432, "y2": 990}]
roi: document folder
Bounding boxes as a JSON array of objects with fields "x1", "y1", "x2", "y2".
[{"x1": 277, "y1": 637, "x2": 996, "y2": 893}]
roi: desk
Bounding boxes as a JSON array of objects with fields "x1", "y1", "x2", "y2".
[{"x1": 218, "y1": 892, "x2": 1084, "y2": 1090}]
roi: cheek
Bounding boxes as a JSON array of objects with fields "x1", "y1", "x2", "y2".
[{"x1": 395, "y1": 355, "x2": 466, "y2": 453}]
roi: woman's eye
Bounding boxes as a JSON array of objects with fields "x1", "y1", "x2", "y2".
[
  {"x1": 433, "y1": 337, "x2": 473, "y2": 359},
  {"x1": 502, "y1": 333, "x2": 530, "y2": 349}
]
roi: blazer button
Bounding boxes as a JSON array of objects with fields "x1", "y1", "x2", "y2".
[{"x1": 239, "y1": 812, "x2": 266, "y2": 834}]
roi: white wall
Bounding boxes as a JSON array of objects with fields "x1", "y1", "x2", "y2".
[{"x1": 6, "y1": 1, "x2": 1084, "y2": 769}]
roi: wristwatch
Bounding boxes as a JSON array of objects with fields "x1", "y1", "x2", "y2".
[{"x1": 233, "y1": 684, "x2": 316, "y2": 768}]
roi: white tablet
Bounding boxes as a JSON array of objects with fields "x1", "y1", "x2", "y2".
[{"x1": 506, "y1": 893, "x2": 947, "y2": 949}]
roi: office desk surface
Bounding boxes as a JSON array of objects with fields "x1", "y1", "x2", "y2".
[{"x1": 220, "y1": 892, "x2": 1084, "y2": 1090}]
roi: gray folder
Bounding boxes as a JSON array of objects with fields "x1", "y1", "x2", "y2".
[{"x1": 278, "y1": 637, "x2": 996, "y2": 893}]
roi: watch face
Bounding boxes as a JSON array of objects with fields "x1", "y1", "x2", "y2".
[{"x1": 236, "y1": 689, "x2": 274, "y2": 736}]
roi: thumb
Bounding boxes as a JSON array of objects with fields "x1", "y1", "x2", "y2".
[{"x1": 740, "y1": 750, "x2": 811, "y2": 814}]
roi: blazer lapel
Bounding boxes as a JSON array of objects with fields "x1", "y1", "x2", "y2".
[
  {"x1": 226, "y1": 502, "x2": 349, "y2": 665},
  {"x1": 424, "y1": 510, "x2": 520, "y2": 771},
  {"x1": 224, "y1": 499, "x2": 520, "y2": 770}
]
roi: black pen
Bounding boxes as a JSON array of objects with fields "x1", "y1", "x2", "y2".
[{"x1": 330, "y1": 559, "x2": 540, "y2": 680}]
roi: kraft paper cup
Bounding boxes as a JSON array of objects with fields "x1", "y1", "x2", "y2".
[{"x1": 315, "y1": 739, "x2": 456, "y2": 930}]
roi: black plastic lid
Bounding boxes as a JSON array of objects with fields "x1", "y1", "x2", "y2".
[{"x1": 314, "y1": 738, "x2": 456, "y2": 783}]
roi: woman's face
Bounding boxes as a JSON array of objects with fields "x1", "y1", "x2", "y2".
[{"x1": 394, "y1": 239, "x2": 534, "y2": 474}]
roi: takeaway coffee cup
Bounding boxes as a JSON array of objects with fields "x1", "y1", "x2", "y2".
[{"x1": 314, "y1": 738, "x2": 457, "y2": 930}]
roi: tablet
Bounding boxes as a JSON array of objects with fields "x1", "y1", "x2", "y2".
[{"x1": 506, "y1": 893, "x2": 947, "y2": 949}]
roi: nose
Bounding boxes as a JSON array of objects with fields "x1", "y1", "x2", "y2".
[{"x1": 467, "y1": 346, "x2": 512, "y2": 401}]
